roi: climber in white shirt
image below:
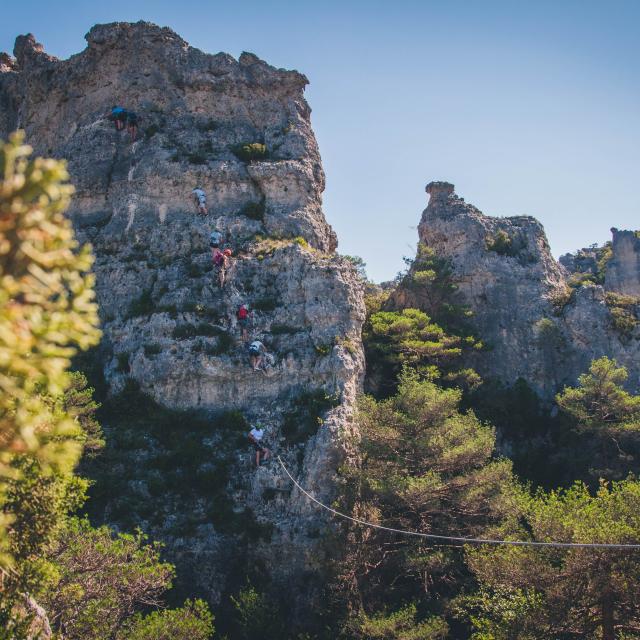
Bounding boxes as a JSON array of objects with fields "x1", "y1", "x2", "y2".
[
  {"x1": 192, "y1": 186, "x2": 207, "y2": 215},
  {"x1": 248, "y1": 425, "x2": 270, "y2": 466}
]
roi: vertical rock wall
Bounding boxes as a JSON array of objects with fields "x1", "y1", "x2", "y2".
[{"x1": 0, "y1": 21, "x2": 365, "y2": 615}]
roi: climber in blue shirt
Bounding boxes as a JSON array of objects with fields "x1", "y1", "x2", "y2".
[{"x1": 110, "y1": 105, "x2": 127, "y2": 131}]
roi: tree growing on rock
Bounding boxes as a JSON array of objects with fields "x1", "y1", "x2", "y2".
[
  {"x1": 365, "y1": 244, "x2": 482, "y2": 397},
  {"x1": 364, "y1": 308, "x2": 482, "y2": 397}
]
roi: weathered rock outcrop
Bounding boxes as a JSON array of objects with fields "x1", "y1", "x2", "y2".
[
  {"x1": 394, "y1": 181, "x2": 640, "y2": 398},
  {"x1": 0, "y1": 22, "x2": 365, "y2": 615},
  {"x1": 604, "y1": 229, "x2": 640, "y2": 296}
]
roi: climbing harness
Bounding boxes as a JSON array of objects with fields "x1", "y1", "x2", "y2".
[{"x1": 277, "y1": 456, "x2": 640, "y2": 550}]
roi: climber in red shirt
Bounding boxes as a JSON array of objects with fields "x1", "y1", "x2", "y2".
[{"x1": 237, "y1": 304, "x2": 250, "y2": 340}]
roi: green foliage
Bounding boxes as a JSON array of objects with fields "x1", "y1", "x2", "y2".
[
  {"x1": 172, "y1": 323, "x2": 226, "y2": 340},
  {"x1": 314, "y1": 344, "x2": 331, "y2": 356},
  {"x1": 534, "y1": 318, "x2": 565, "y2": 357},
  {"x1": 556, "y1": 357, "x2": 640, "y2": 431},
  {"x1": 186, "y1": 152, "x2": 207, "y2": 165},
  {"x1": 369, "y1": 244, "x2": 480, "y2": 396},
  {"x1": 271, "y1": 323, "x2": 299, "y2": 335},
  {"x1": 116, "y1": 351, "x2": 130, "y2": 373},
  {"x1": 232, "y1": 142, "x2": 268, "y2": 162},
  {"x1": 282, "y1": 390, "x2": 339, "y2": 444},
  {"x1": 196, "y1": 118, "x2": 218, "y2": 132},
  {"x1": 353, "y1": 604, "x2": 448, "y2": 640},
  {"x1": 336, "y1": 371, "x2": 515, "y2": 627},
  {"x1": 212, "y1": 331, "x2": 235, "y2": 355},
  {"x1": 605, "y1": 291, "x2": 639, "y2": 339},
  {"x1": 486, "y1": 230, "x2": 515, "y2": 257},
  {"x1": 240, "y1": 198, "x2": 266, "y2": 221},
  {"x1": 228, "y1": 583, "x2": 285, "y2": 640},
  {"x1": 60, "y1": 371, "x2": 104, "y2": 455},
  {"x1": 453, "y1": 586, "x2": 545, "y2": 640},
  {"x1": 87, "y1": 381, "x2": 255, "y2": 542},
  {"x1": 609, "y1": 305, "x2": 638, "y2": 337},
  {"x1": 556, "y1": 357, "x2": 640, "y2": 482},
  {"x1": 596, "y1": 241, "x2": 614, "y2": 283},
  {"x1": 144, "y1": 123, "x2": 162, "y2": 140},
  {"x1": 568, "y1": 270, "x2": 596, "y2": 288},
  {"x1": 364, "y1": 308, "x2": 481, "y2": 397},
  {"x1": 42, "y1": 517, "x2": 174, "y2": 639},
  {"x1": 548, "y1": 284, "x2": 574, "y2": 313},
  {"x1": 464, "y1": 479, "x2": 640, "y2": 639},
  {"x1": 486, "y1": 229, "x2": 535, "y2": 263},
  {"x1": 144, "y1": 343, "x2": 162, "y2": 357},
  {"x1": 341, "y1": 254, "x2": 368, "y2": 281},
  {"x1": 399, "y1": 245, "x2": 464, "y2": 326},
  {"x1": 219, "y1": 410, "x2": 250, "y2": 432},
  {"x1": 335, "y1": 335, "x2": 358, "y2": 356},
  {"x1": 128, "y1": 289, "x2": 155, "y2": 318},
  {"x1": 0, "y1": 375, "x2": 212, "y2": 639},
  {"x1": 118, "y1": 599, "x2": 213, "y2": 640},
  {"x1": 465, "y1": 378, "x2": 571, "y2": 489},
  {"x1": 187, "y1": 260, "x2": 204, "y2": 278},
  {"x1": 0, "y1": 132, "x2": 101, "y2": 566}
]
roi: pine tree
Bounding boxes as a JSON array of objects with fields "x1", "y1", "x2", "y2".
[
  {"x1": 337, "y1": 370, "x2": 516, "y2": 633},
  {"x1": 462, "y1": 479, "x2": 640, "y2": 640},
  {"x1": 556, "y1": 357, "x2": 640, "y2": 480}
]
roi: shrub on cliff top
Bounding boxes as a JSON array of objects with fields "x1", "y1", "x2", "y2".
[{"x1": 486, "y1": 230, "x2": 516, "y2": 257}]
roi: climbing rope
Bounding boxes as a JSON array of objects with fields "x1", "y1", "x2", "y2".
[{"x1": 277, "y1": 456, "x2": 640, "y2": 550}]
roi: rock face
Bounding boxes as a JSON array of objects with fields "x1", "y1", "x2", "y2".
[
  {"x1": 604, "y1": 229, "x2": 640, "y2": 296},
  {"x1": 0, "y1": 22, "x2": 365, "y2": 616},
  {"x1": 394, "y1": 181, "x2": 640, "y2": 398}
]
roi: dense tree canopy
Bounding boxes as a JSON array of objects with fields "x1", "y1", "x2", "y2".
[
  {"x1": 336, "y1": 371, "x2": 516, "y2": 635},
  {"x1": 462, "y1": 479, "x2": 640, "y2": 640}
]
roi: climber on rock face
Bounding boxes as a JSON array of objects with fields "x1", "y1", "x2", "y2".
[
  {"x1": 210, "y1": 228, "x2": 223, "y2": 249},
  {"x1": 126, "y1": 111, "x2": 138, "y2": 141},
  {"x1": 237, "y1": 304, "x2": 250, "y2": 340},
  {"x1": 213, "y1": 248, "x2": 232, "y2": 288},
  {"x1": 193, "y1": 187, "x2": 207, "y2": 216},
  {"x1": 110, "y1": 105, "x2": 127, "y2": 131},
  {"x1": 248, "y1": 339, "x2": 267, "y2": 370},
  {"x1": 248, "y1": 425, "x2": 270, "y2": 467}
]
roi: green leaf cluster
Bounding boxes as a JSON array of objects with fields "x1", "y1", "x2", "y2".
[
  {"x1": 365, "y1": 308, "x2": 481, "y2": 396},
  {"x1": 0, "y1": 132, "x2": 101, "y2": 566}
]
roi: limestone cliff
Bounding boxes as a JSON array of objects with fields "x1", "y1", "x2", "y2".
[
  {"x1": 393, "y1": 181, "x2": 640, "y2": 398},
  {"x1": 0, "y1": 22, "x2": 365, "y2": 615}
]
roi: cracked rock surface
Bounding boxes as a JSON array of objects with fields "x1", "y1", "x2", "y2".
[{"x1": 1, "y1": 21, "x2": 365, "y2": 613}]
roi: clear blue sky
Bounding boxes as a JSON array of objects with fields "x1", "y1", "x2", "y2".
[{"x1": 2, "y1": 1, "x2": 639, "y2": 282}]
